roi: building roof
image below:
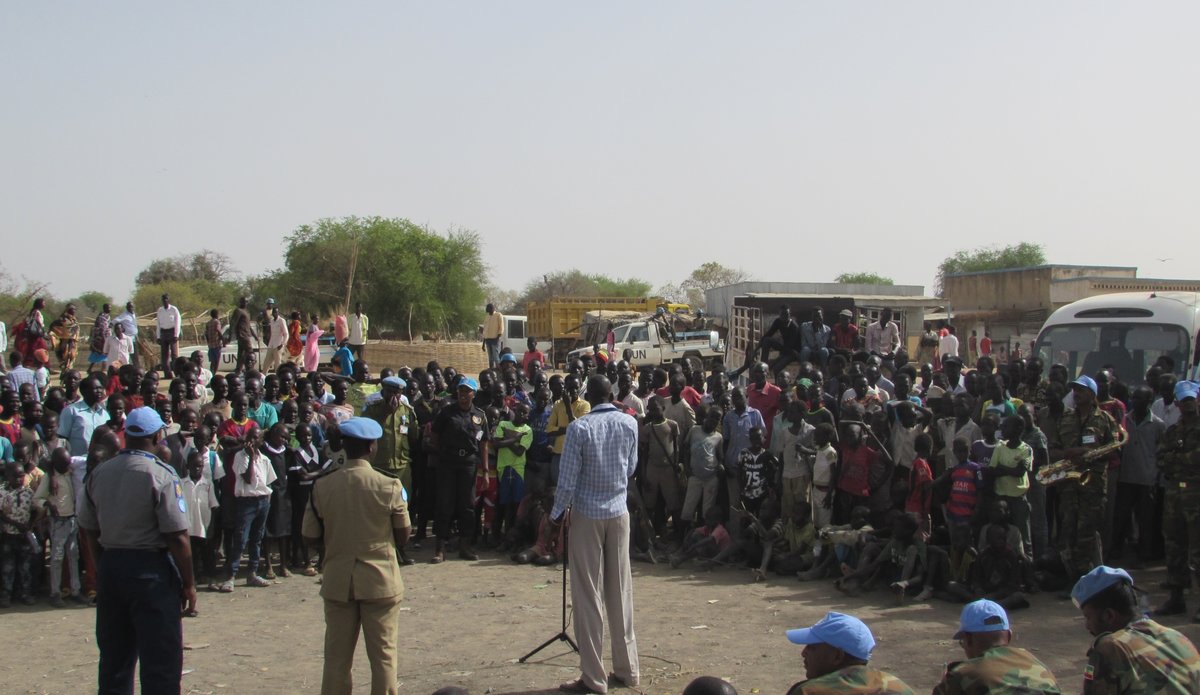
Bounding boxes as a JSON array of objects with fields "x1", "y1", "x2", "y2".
[
  {"x1": 944, "y1": 263, "x2": 1136, "y2": 279},
  {"x1": 742, "y1": 292, "x2": 942, "y2": 306}
]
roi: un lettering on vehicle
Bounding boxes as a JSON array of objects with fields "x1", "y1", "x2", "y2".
[{"x1": 632, "y1": 349, "x2": 647, "y2": 360}]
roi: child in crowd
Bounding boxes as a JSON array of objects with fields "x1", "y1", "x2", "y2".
[
  {"x1": 937, "y1": 437, "x2": 982, "y2": 582},
  {"x1": 670, "y1": 507, "x2": 732, "y2": 569},
  {"x1": 904, "y1": 434, "x2": 935, "y2": 537},
  {"x1": 946, "y1": 523, "x2": 1037, "y2": 611},
  {"x1": 754, "y1": 500, "x2": 815, "y2": 580},
  {"x1": 0, "y1": 460, "x2": 36, "y2": 606},
  {"x1": 777, "y1": 401, "x2": 815, "y2": 522},
  {"x1": 799, "y1": 505, "x2": 874, "y2": 581},
  {"x1": 261, "y1": 423, "x2": 291, "y2": 579},
  {"x1": 988, "y1": 415, "x2": 1033, "y2": 558},
  {"x1": 837, "y1": 512, "x2": 931, "y2": 601},
  {"x1": 32, "y1": 447, "x2": 82, "y2": 607},
  {"x1": 184, "y1": 451, "x2": 219, "y2": 595},
  {"x1": 493, "y1": 403, "x2": 532, "y2": 548},
  {"x1": 287, "y1": 422, "x2": 325, "y2": 575},
  {"x1": 737, "y1": 427, "x2": 777, "y2": 517},
  {"x1": 681, "y1": 408, "x2": 724, "y2": 531}
]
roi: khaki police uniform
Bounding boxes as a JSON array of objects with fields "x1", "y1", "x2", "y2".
[
  {"x1": 78, "y1": 448, "x2": 190, "y2": 693},
  {"x1": 303, "y1": 457, "x2": 410, "y2": 695}
]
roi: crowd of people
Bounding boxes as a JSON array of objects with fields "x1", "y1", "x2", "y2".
[{"x1": 2, "y1": 295, "x2": 1200, "y2": 693}]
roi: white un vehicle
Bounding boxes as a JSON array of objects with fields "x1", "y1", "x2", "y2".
[{"x1": 1033, "y1": 291, "x2": 1200, "y2": 386}]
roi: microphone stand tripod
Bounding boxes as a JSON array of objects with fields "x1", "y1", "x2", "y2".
[{"x1": 520, "y1": 518, "x2": 577, "y2": 662}]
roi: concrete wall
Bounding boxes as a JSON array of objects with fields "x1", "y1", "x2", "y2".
[
  {"x1": 1049, "y1": 277, "x2": 1200, "y2": 306},
  {"x1": 943, "y1": 265, "x2": 1137, "y2": 313}
]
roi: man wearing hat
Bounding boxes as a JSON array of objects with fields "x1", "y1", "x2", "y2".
[
  {"x1": 303, "y1": 416, "x2": 410, "y2": 695},
  {"x1": 364, "y1": 375, "x2": 418, "y2": 494},
  {"x1": 832, "y1": 309, "x2": 860, "y2": 353},
  {"x1": 933, "y1": 599, "x2": 1060, "y2": 694},
  {"x1": 784, "y1": 611, "x2": 914, "y2": 694},
  {"x1": 1071, "y1": 565, "x2": 1200, "y2": 693},
  {"x1": 430, "y1": 375, "x2": 490, "y2": 563},
  {"x1": 1155, "y1": 379, "x2": 1200, "y2": 618},
  {"x1": 1048, "y1": 375, "x2": 1119, "y2": 582},
  {"x1": 78, "y1": 406, "x2": 196, "y2": 693}
]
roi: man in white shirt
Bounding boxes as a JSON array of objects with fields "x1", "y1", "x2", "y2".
[
  {"x1": 347, "y1": 302, "x2": 369, "y2": 361},
  {"x1": 865, "y1": 308, "x2": 901, "y2": 356},
  {"x1": 218, "y1": 424, "x2": 276, "y2": 591},
  {"x1": 113, "y1": 302, "x2": 139, "y2": 368},
  {"x1": 939, "y1": 324, "x2": 961, "y2": 364},
  {"x1": 263, "y1": 308, "x2": 288, "y2": 372},
  {"x1": 155, "y1": 294, "x2": 182, "y2": 378}
]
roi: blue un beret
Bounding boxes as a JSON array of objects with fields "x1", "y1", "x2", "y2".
[{"x1": 339, "y1": 417, "x2": 384, "y2": 441}]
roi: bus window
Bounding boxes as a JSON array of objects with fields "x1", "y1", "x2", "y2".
[{"x1": 1035, "y1": 322, "x2": 1188, "y2": 384}]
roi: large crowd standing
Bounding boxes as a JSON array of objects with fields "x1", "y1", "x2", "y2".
[{"x1": 1, "y1": 295, "x2": 1199, "y2": 694}]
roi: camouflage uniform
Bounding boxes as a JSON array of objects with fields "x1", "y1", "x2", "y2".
[
  {"x1": 1157, "y1": 417, "x2": 1200, "y2": 590},
  {"x1": 1083, "y1": 617, "x2": 1200, "y2": 694},
  {"x1": 1051, "y1": 407, "x2": 1118, "y2": 576},
  {"x1": 933, "y1": 645, "x2": 1060, "y2": 694},
  {"x1": 786, "y1": 664, "x2": 915, "y2": 695}
]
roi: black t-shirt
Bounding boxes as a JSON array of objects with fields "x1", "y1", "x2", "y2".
[
  {"x1": 766, "y1": 317, "x2": 801, "y2": 349},
  {"x1": 432, "y1": 402, "x2": 491, "y2": 464}
]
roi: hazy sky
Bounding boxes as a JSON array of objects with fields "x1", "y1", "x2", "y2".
[{"x1": 4, "y1": 2, "x2": 1199, "y2": 304}]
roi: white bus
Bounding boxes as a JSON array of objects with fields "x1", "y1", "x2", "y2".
[{"x1": 1033, "y1": 292, "x2": 1200, "y2": 385}]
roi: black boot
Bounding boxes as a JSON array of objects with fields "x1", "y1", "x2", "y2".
[{"x1": 1155, "y1": 588, "x2": 1186, "y2": 616}]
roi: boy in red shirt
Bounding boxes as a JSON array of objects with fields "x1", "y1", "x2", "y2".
[{"x1": 905, "y1": 434, "x2": 934, "y2": 538}]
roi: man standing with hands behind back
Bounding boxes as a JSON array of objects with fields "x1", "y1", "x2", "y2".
[
  {"x1": 304, "y1": 417, "x2": 410, "y2": 695},
  {"x1": 482, "y1": 303, "x2": 504, "y2": 369},
  {"x1": 551, "y1": 374, "x2": 640, "y2": 694}
]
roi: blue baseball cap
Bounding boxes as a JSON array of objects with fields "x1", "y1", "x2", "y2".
[
  {"x1": 1072, "y1": 565, "x2": 1134, "y2": 608},
  {"x1": 125, "y1": 407, "x2": 167, "y2": 437},
  {"x1": 1175, "y1": 380, "x2": 1199, "y2": 402},
  {"x1": 786, "y1": 612, "x2": 875, "y2": 661},
  {"x1": 339, "y1": 417, "x2": 383, "y2": 441},
  {"x1": 381, "y1": 376, "x2": 406, "y2": 390},
  {"x1": 457, "y1": 376, "x2": 480, "y2": 392},
  {"x1": 500, "y1": 353, "x2": 517, "y2": 363},
  {"x1": 953, "y1": 599, "x2": 1010, "y2": 640},
  {"x1": 1071, "y1": 375, "x2": 1098, "y2": 395}
]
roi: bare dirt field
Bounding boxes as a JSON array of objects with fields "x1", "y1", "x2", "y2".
[{"x1": 2, "y1": 548, "x2": 1197, "y2": 695}]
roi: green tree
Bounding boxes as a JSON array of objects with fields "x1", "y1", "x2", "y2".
[
  {"x1": 935, "y1": 242, "x2": 1046, "y2": 296},
  {"x1": 835, "y1": 272, "x2": 895, "y2": 286},
  {"x1": 659, "y1": 262, "x2": 752, "y2": 310},
  {"x1": 136, "y1": 250, "x2": 238, "y2": 286},
  {"x1": 132, "y1": 279, "x2": 242, "y2": 338},
  {"x1": 69, "y1": 291, "x2": 114, "y2": 314},
  {"x1": 261, "y1": 217, "x2": 487, "y2": 336},
  {"x1": 510, "y1": 270, "x2": 654, "y2": 311}
]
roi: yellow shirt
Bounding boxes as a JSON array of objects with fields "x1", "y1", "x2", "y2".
[
  {"x1": 303, "y1": 458, "x2": 410, "y2": 602},
  {"x1": 548, "y1": 398, "x2": 591, "y2": 455},
  {"x1": 483, "y1": 311, "x2": 504, "y2": 340}
]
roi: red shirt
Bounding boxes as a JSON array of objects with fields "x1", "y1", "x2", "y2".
[
  {"x1": 832, "y1": 323, "x2": 859, "y2": 351},
  {"x1": 747, "y1": 382, "x2": 782, "y2": 440},
  {"x1": 905, "y1": 457, "x2": 933, "y2": 516},
  {"x1": 980, "y1": 337, "x2": 992, "y2": 355},
  {"x1": 654, "y1": 386, "x2": 702, "y2": 409},
  {"x1": 521, "y1": 350, "x2": 544, "y2": 377},
  {"x1": 837, "y1": 443, "x2": 877, "y2": 498},
  {"x1": 218, "y1": 418, "x2": 255, "y2": 497}
]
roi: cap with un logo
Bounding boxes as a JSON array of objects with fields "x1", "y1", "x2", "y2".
[
  {"x1": 953, "y1": 599, "x2": 1010, "y2": 640},
  {"x1": 786, "y1": 612, "x2": 875, "y2": 661}
]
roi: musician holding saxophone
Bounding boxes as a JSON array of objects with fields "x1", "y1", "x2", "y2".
[
  {"x1": 1048, "y1": 375, "x2": 1120, "y2": 584},
  {"x1": 1154, "y1": 380, "x2": 1200, "y2": 619}
]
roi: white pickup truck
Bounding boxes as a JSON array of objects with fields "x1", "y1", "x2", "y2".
[
  {"x1": 181, "y1": 331, "x2": 335, "y2": 373},
  {"x1": 567, "y1": 319, "x2": 723, "y2": 372}
]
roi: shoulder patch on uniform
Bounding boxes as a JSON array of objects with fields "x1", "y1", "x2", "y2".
[
  {"x1": 472, "y1": 415, "x2": 482, "y2": 425},
  {"x1": 1084, "y1": 663, "x2": 1095, "y2": 681},
  {"x1": 175, "y1": 480, "x2": 188, "y2": 514}
]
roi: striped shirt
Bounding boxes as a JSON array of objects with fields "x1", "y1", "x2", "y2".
[
  {"x1": 6, "y1": 366, "x2": 40, "y2": 401},
  {"x1": 551, "y1": 403, "x2": 638, "y2": 521}
]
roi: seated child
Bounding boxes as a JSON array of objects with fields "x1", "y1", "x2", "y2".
[
  {"x1": 799, "y1": 505, "x2": 874, "y2": 581},
  {"x1": 512, "y1": 486, "x2": 567, "y2": 567},
  {"x1": 945, "y1": 523, "x2": 1037, "y2": 611},
  {"x1": 670, "y1": 507, "x2": 733, "y2": 569},
  {"x1": 753, "y1": 500, "x2": 816, "y2": 581},
  {"x1": 836, "y1": 511, "x2": 930, "y2": 600}
]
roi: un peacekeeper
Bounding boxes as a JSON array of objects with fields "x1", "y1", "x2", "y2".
[
  {"x1": 933, "y1": 599, "x2": 1060, "y2": 694},
  {"x1": 78, "y1": 406, "x2": 197, "y2": 695},
  {"x1": 1071, "y1": 565, "x2": 1200, "y2": 694},
  {"x1": 364, "y1": 375, "x2": 418, "y2": 493},
  {"x1": 784, "y1": 611, "x2": 915, "y2": 694},
  {"x1": 1047, "y1": 375, "x2": 1118, "y2": 582},
  {"x1": 303, "y1": 416, "x2": 410, "y2": 695},
  {"x1": 429, "y1": 375, "x2": 490, "y2": 563},
  {"x1": 1154, "y1": 379, "x2": 1200, "y2": 619}
]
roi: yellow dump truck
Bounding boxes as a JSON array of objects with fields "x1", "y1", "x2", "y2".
[{"x1": 527, "y1": 297, "x2": 686, "y2": 366}]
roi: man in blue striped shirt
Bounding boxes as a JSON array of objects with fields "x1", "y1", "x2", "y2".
[{"x1": 551, "y1": 375, "x2": 640, "y2": 694}]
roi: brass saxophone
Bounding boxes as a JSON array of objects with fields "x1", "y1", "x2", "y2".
[{"x1": 1036, "y1": 425, "x2": 1129, "y2": 487}]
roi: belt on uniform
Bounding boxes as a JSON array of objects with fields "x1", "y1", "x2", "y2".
[{"x1": 813, "y1": 484, "x2": 832, "y2": 492}]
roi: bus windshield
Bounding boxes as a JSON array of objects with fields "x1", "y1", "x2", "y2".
[{"x1": 1034, "y1": 322, "x2": 1189, "y2": 385}]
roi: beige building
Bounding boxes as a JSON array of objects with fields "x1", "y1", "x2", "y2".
[{"x1": 943, "y1": 265, "x2": 1200, "y2": 362}]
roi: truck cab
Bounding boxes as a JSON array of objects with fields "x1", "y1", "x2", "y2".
[{"x1": 567, "y1": 319, "x2": 722, "y2": 372}]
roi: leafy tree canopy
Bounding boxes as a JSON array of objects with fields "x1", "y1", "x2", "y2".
[
  {"x1": 259, "y1": 217, "x2": 487, "y2": 336},
  {"x1": 501, "y1": 270, "x2": 653, "y2": 314},
  {"x1": 658, "y1": 262, "x2": 752, "y2": 310},
  {"x1": 835, "y1": 272, "x2": 895, "y2": 286},
  {"x1": 136, "y1": 250, "x2": 238, "y2": 287},
  {"x1": 936, "y1": 242, "x2": 1046, "y2": 296}
]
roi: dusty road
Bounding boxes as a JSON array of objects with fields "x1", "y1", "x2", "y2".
[{"x1": 2, "y1": 549, "x2": 1197, "y2": 694}]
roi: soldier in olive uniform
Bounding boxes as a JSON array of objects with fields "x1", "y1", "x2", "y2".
[
  {"x1": 429, "y1": 375, "x2": 490, "y2": 563},
  {"x1": 1072, "y1": 565, "x2": 1200, "y2": 694},
  {"x1": 303, "y1": 417, "x2": 410, "y2": 695},
  {"x1": 934, "y1": 599, "x2": 1060, "y2": 694},
  {"x1": 78, "y1": 407, "x2": 197, "y2": 694},
  {"x1": 364, "y1": 376, "x2": 418, "y2": 493},
  {"x1": 784, "y1": 612, "x2": 915, "y2": 695},
  {"x1": 1048, "y1": 376, "x2": 1119, "y2": 580},
  {"x1": 1154, "y1": 380, "x2": 1200, "y2": 618}
]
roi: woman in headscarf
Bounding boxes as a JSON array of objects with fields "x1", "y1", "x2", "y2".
[
  {"x1": 50, "y1": 303, "x2": 80, "y2": 374},
  {"x1": 88, "y1": 303, "x2": 112, "y2": 372},
  {"x1": 303, "y1": 313, "x2": 324, "y2": 373},
  {"x1": 15, "y1": 297, "x2": 48, "y2": 366},
  {"x1": 286, "y1": 310, "x2": 304, "y2": 364}
]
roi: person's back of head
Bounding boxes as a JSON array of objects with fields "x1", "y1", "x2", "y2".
[{"x1": 682, "y1": 676, "x2": 737, "y2": 695}]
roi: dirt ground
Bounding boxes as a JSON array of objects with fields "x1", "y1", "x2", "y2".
[{"x1": 2, "y1": 549, "x2": 1198, "y2": 695}]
